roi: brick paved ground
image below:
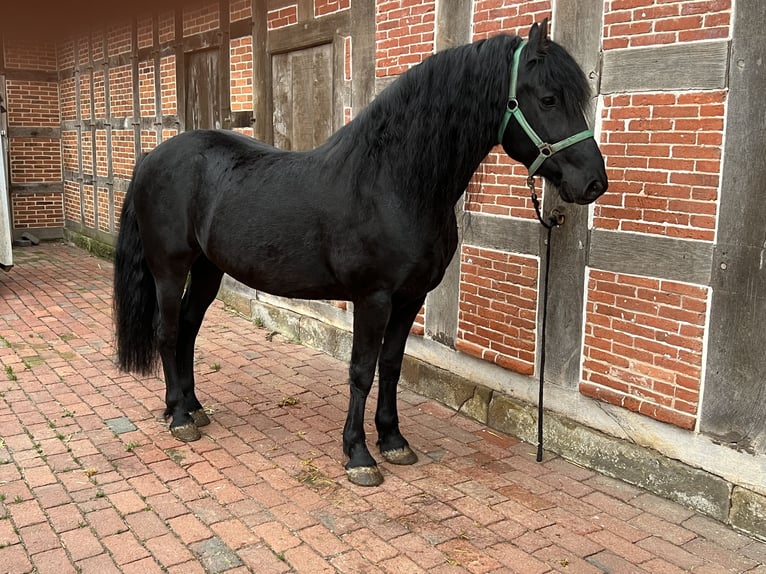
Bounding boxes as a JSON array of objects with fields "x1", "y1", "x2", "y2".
[{"x1": 0, "y1": 243, "x2": 764, "y2": 573}]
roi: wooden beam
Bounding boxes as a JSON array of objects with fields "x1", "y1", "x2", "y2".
[
  {"x1": 252, "y1": 0, "x2": 269, "y2": 141},
  {"x1": 601, "y1": 40, "x2": 729, "y2": 94},
  {"x1": 542, "y1": 0, "x2": 604, "y2": 388},
  {"x1": 588, "y1": 230, "x2": 713, "y2": 286},
  {"x1": 268, "y1": 11, "x2": 348, "y2": 55},
  {"x1": 700, "y1": 4, "x2": 766, "y2": 454},
  {"x1": 462, "y1": 213, "x2": 540, "y2": 257},
  {"x1": 425, "y1": 0, "x2": 472, "y2": 347}
]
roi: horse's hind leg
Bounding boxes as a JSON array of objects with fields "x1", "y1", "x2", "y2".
[
  {"x1": 154, "y1": 270, "x2": 201, "y2": 441},
  {"x1": 375, "y1": 295, "x2": 424, "y2": 465},
  {"x1": 176, "y1": 256, "x2": 224, "y2": 429},
  {"x1": 344, "y1": 291, "x2": 392, "y2": 486}
]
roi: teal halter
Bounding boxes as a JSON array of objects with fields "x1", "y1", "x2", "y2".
[{"x1": 497, "y1": 40, "x2": 594, "y2": 179}]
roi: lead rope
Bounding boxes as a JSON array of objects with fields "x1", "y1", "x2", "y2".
[{"x1": 527, "y1": 176, "x2": 562, "y2": 462}]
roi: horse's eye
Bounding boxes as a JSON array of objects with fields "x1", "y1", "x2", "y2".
[{"x1": 541, "y1": 96, "x2": 557, "y2": 108}]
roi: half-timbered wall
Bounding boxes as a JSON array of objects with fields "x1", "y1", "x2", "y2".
[{"x1": 1, "y1": 0, "x2": 764, "y2": 537}]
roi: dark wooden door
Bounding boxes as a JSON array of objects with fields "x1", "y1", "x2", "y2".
[
  {"x1": 185, "y1": 49, "x2": 222, "y2": 130},
  {"x1": 272, "y1": 43, "x2": 334, "y2": 151}
]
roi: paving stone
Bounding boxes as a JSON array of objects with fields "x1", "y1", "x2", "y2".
[{"x1": 190, "y1": 536, "x2": 243, "y2": 573}]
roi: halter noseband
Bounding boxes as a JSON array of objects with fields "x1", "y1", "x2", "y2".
[{"x1": 497, "y1": 40, "x2": 594, "y2": 181}]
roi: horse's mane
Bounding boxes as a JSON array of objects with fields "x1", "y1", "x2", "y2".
[{"x1": 319, "y1": 33, "x2": 591, "y2": 207}]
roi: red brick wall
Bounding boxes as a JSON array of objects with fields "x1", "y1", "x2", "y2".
[
  {"x1": 596, "y1": 91, "x2": 724, "y2": 241},
  {"x1": 603, "y1": 0, "x2": 731, "y2": 49},
  {"x1": 230, "y1": 37, "x2": 254, "y2": 113},
  {"x1": 457, "y1": 246, "x2": 539, "y2": 376},
  {"x1": 375, "y1": 0, "x2": 436, "y2": 77},
  {"x1": 5, "y1": 81, "x2": 59, "y2": 127},
  {"x1": 268, "y1": 5, "x2": 298, "y2": 30},
  {"x1": 3, "y1": 40, "x2": 57, "y2": 71},
  {"x1": 3, "y1": 39, "x2": 62, "y2": 233},
  {"x1": 11, "y1": 193, "x2": 64, "y2": 229},
  {"x1": 316, "y1": 0, "x2": 350, "y2": 17},
  {"x1": 581, "y1": 271, "x2": 708, "y2": 430},
  {"x1": 183, "y1": 3, "x2": 220, "y2": 37}
]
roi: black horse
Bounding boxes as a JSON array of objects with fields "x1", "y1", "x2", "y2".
[{"x1": 114, "y1": 20, "x2": 607, "y2": 486}]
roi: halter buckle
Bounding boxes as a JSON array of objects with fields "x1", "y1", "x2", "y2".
[{"x1": 539, "y1": 143, "x2": 553, "y2": 157}]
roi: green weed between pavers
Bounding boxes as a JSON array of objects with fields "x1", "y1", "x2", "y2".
[{"x1": 4, "y1": 366, "x2": 17, "y2": 382}]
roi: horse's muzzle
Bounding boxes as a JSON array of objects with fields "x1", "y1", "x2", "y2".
[{"x1": 575, "y1": 177, "x2": 608, "y2": 205}]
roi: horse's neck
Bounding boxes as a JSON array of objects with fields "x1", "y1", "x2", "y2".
[{"x1": 388, "y1": 53, "x2": 507, "y2": 209}]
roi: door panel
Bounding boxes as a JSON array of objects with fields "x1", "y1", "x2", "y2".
[
  {"x1": 272, "y1": 43, "x2": 334, "y2": 151},
  {"x1": 185, "y1": 49, "x2": 222, "y2": 130}
]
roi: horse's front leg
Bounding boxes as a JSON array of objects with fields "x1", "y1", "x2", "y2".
[
  {"x1": 375, "y1": 295, "x2": 424, "y2": 465},
  {"x1": 344, "y1": 292, "x2": 392, "y2": 487}
]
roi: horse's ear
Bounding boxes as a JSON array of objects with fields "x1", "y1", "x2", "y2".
[{"x1": 527, "y1": 18, "x2": 550, "y2": 55}]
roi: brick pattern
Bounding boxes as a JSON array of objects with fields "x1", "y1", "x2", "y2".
[
  {"x1": 59, "y1": 78, "x2": 77, "y2": 122},
  {"x1": 465, "y1": 157, "x2": 540, "y2": 219},
  {"x1": 91, "y1": 29, "x2": 105, "y2": 61},
  {"x1": 95, "y1": 132, "x2": 108, "y2": 177},
  {"x1": 466, "y1": 1, "x2": 553, "y2": 221},
  {"x1": 112, "y1": 130, "x2": 136, "y2": 179},
  {"x1": 109, "y1": 65, "x2": 134, "y2": 119},
  {"x1": 603, "y1": 0, "x2": 732, "y2": 49},
  {"x1": 10, "y1": 194, "x2": 64, "y2": 229},
  {"x1": 2, "y1": 244, "x2": 763, "y2": 573},
  {"x1": 61, "y1": 132, "x2": 78, "y2": 175},
  {"x1": 183, "y1": 2, "x2": 220, "y2": 37},
  {"x1": 107, "y1": 24, "x2": 132, "y2": 57},
  {"x1": 268, "y1": 4, "x2": 298, "y2": 30},
  {"x1": 5, "y1": 82, "x2": 59, "y2": 127},
  {"x1": 57, "y1": 40, "x2": 75, "y2": 70},
  {"x1": 230, "y1": 0, "x2": 253, "y2": 21},
  {"x1": 473, "y1": 0, "x2": 551, "y2": 38},
  {"x1": 83, "y1": 184, "x2": 95, "y2": 228},
  {"x1": 595, "y1": 91, "x2": 724, "y2": 241},
  {"x1": 138, "y1": 61, "x2": 156, "y2": 117},
  {"x1": 581, "y1": 271, "x2": 709, "y2": 430},
  {"x1": 63, "y1": 181, "x2": 81, "y2": 223},
  {"x1": 315, "y1": 0, "x2": 350, "y2": 17},
  {"x1": 93, "y1": 71, "x2": 107, "y2": 118},
  {"x1": 97, "y1": 188, "x2": 111, "y2": 233},
  {"x1": 375, "y1": 0, "x2": 436, "y2": 77},
  {"x1": 137, "y1": 17, "x2": 154, "y2": 50},
  {"x1": 79, "y1": 73, "x2": 92, "y2": 121},
  {"x1": 457, "y1": 246, "x2": 538, "y2": 376},
  {"x1": 158, "y1": 11, "x2": 176, "y2": 43},
  {"x1": 8, "y1": 139, "x2": 62, "y2": 183},
  {"x1": 230, "y1": 36, "x2": 254, "y2": 112},
  {"x1": 81, "y1": 132, "x2": 93, "y2": 176},
  {"x1": 160, "y1": 56, "x2": 178, "y2": 116},
  {"x1": 2, "y1": 40, "x2": 57, "y2": 71}
]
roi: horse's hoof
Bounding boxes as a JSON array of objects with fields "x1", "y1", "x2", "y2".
[
  {"x1": 190, "y1": 409, "x2": 211, "y2": 427},
  {"x1": 346, "y1": 465, "x2": 384, "y2": 487},
  {"x1": 171, "y1": 423, "x2": 201, "y2": 442},
  {"x1": 381, "y1": 446, "x2": 418, "y2": 465}
]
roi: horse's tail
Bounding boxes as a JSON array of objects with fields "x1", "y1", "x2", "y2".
[{"x1": 113, "y1": 155, "x2": 158, "y2": 374}]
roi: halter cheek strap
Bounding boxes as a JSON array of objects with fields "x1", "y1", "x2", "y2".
[{"x1": 498, "y1": 40, "x2": 594, "y2": 179}]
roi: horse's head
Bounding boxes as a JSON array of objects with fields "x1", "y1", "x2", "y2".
[{"x1": 499, "y1": 19, "x2": 608, "y2": 205}]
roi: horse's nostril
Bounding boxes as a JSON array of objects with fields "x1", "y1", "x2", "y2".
[{"x1": 588, "y1": 179, "x2": 606, "y2": 197}]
